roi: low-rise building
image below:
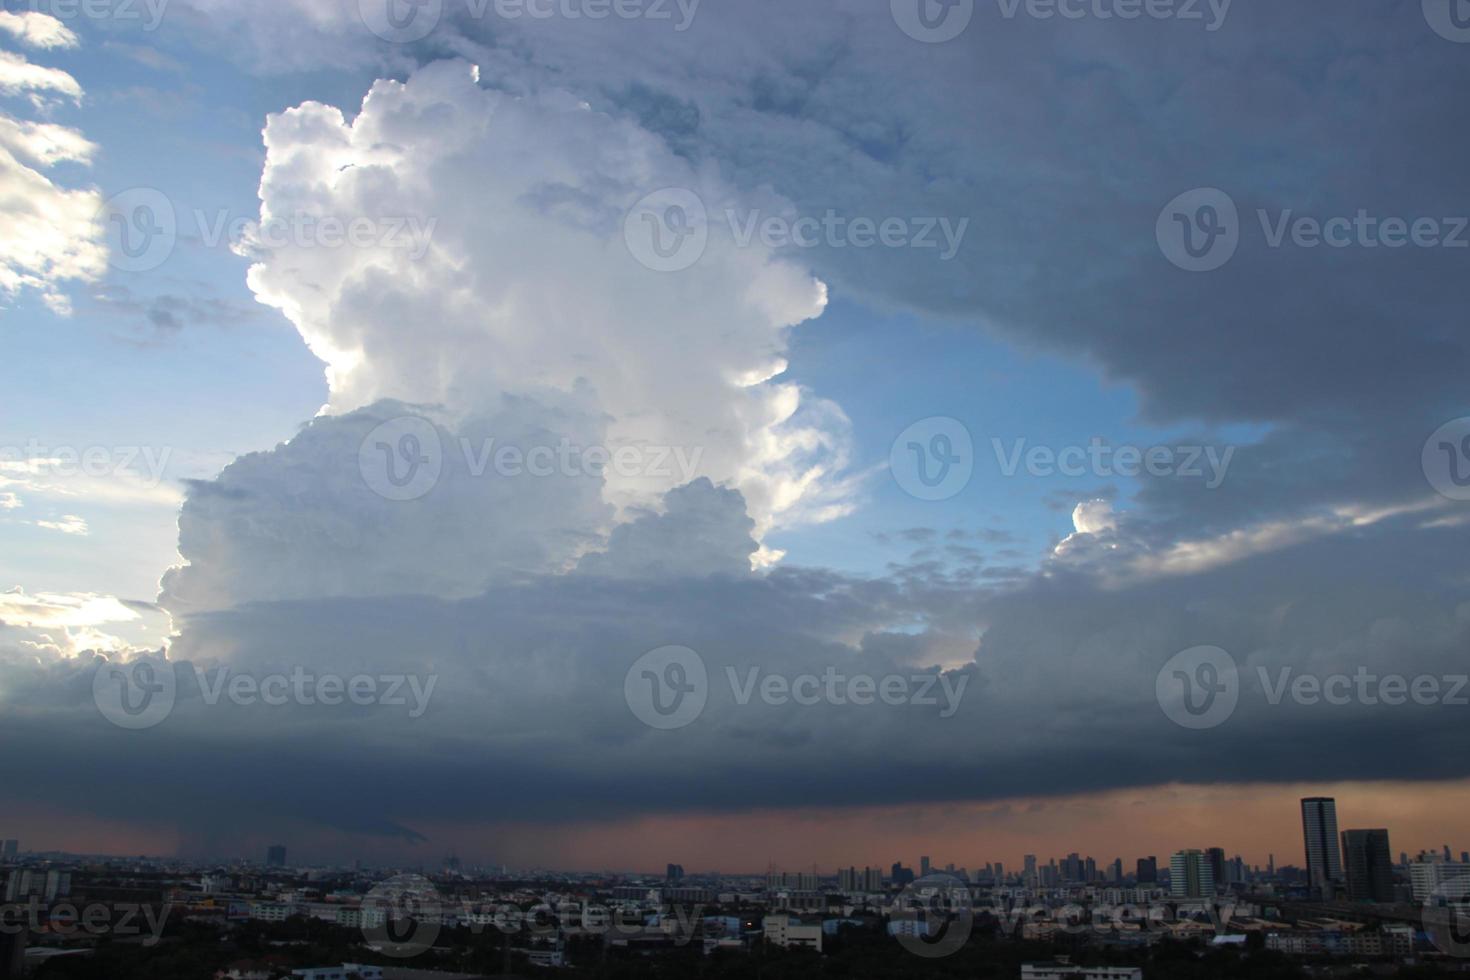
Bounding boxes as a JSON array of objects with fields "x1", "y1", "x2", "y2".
[
  {"x1": 290, "y1": 966, "x2": 384, "y2": 980},
  {"x1": 763, "y1": 915, "x2": 822, "y2": 952},
  {"x1": 1021, "y1": 965, "x2": 1143, "y2": 980}
]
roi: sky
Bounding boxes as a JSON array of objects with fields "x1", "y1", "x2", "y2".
[{"x1": 0, "y1": 0, "x2": 1468, "y2": 872}]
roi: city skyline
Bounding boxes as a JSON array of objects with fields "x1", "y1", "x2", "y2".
[{"x1": 4, "y1": 786, "x2": 1467, "y2": 876}]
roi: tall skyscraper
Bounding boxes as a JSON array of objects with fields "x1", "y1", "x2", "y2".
[
  {"x1": 1301, "y1": 797, "x2": 1342, "y2": 899},
  {"x1": 1170, "y1": 850, "x2": 1215, "y2": 899},
  {"x1": 920, "y1": 856, "x2": 931, "y2": 877},
  {"x1": 1206, "y1": 847, "x2": 1226, "y2": 892},
  {"x1": 0, "y1": 841, "x2": 15, "y2": 860},
  {"x1": 266, "y1": 844, "x2": 287, "y2": 868},
  {"x1": 1023, "y1": 854, "x2": 1037, "y2": 884},
  {"x1": 665, "y1": 863, "x2": 685, "y2": 882},
  {"x1": 1341, "y1": 829, "x2": 1393, "y2": 903},
  {"x1": 1136, "y1": 856, "x2": 1158, "y2": 883},
  {"x1": 1063, "y1": 853, "x2": 1082, "y2": 882}
]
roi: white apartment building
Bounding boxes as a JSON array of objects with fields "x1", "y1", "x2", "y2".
[
  {"x1": 291, "y1": 966, "x2": 384, "y2": 980},
  {"x1": 763, "y1": 915, "x2": 823, "y2": 952},
  {"x1": 1410, "y1": 860, "x2": 1470, "y2": 903},
  {"x1": 248, "y1": 902, "x2": 296, "y2": 923},
  {"x1": 1022, "y1": 965, "x2": 1143, "y2": 980}
]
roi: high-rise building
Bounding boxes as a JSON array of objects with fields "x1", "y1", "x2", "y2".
[
  {"x1": 1341, "y1": 829, "x2": 1393, "y2": 903},
  {"x1": 1023, "y1": 854, "x2": 1037, "y2": 884},
  {"x1": 666, "y1": 863, "x2": 685, "y2": 882},
  {"x1": 1137, "y1": 856, "x2": 1158, "y2": 883},
  {"x1": 1063, "y1": 853, "x2": 1082, "y2": 882},
  {"x1": 0, "y1": 841, "x2": 15, "y2": 860},
  {"x1": 920, "y1": 856, "x2": 931, "y2": 877},
  {"x1": 1206, "y1": 848, "x2": 1226, "y2": 892},
  {"x1": 266, "y1": 845, "x2": 287, "y2": 868},
  {"x1": 862, "y1": 867, "x2": 883, "y2": 892},
  {"x1": 1301, "y1": 798, "x2": 1342, "y2": 899},
  {"x1": 891, "y1": 862, "x2": 914, "y2": 886},
  {"x1": 1170, "y1": 850, "x2": 1215, "y2": 899}
]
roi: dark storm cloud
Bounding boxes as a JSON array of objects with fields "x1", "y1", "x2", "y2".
[{"x1": 3, "y1": 488, "x2": 1467, "y2": 844}]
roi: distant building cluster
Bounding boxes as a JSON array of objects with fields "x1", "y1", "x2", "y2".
[{"x1": 1, "y1": 798, "x2": 1466, "y2": 977}]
